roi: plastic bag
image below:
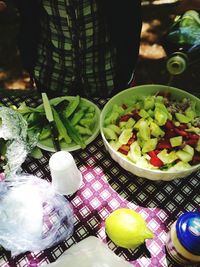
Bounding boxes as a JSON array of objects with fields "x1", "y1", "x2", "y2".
[
  {"x1": 164, "y1": 10, "x2": 200, "y2": 48},
  {"x1": 46, "y1": 236, "x2": 132, "y2": 267},
  {"x1": 0, "y1": 174, "x2": 74, "y2": 256}
]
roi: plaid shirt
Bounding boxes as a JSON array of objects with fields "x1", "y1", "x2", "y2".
[{"x1": 34, "y1": 0, "x2": 116, "y2": 97}]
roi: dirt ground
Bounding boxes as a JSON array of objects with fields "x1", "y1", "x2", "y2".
[{"x1": 0, "y1": 3, "x2": 200, "y2": 97}]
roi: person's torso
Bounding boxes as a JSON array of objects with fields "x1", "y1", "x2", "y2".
[{"x1": 34, "y1": 0, "x2": 116, "y2": 97}]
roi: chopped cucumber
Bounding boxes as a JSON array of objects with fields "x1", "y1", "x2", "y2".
[
  {"x1": 144, "y1": 96, "x2": 155, "y2": 110},
  {"x1": 169, "y1": 161, "x2": 191, "y2": 171},
  {"x1": 175, "y1": 113, "x2": 191, "y2": 123},
  {"x1": 157, "y1": 149, "x2": 178, "y2": 164},
  {"x1": 183, "y1": 144, "x2": 194, "y2": 156},
  {"x1": 125, "y1": 118, "x2": 136, "y2": 129},
  {"x1": 176, "y1": 150, "x2": 193, "y2": 162},
  {"x1": 119, "y1": 121, "x2": 127, "y2": 129},
  {"x1": 155, "y1": 95, "x2": 164, "y2": 103},
  {"x1": 136, "y1": 156, "x2": 150, "y2": 169},
  {"x1": 154, "y1": 107, "x2": 168, "y2": 126},
  {"x1": 139, "y1": 109, "x2": 149, "y2": 118},
  {"x1": 170, "y1": 136, "x2": 183, "y2": 147},
  {"x1": 186, "y1": 126, "x2": 200, "y2": 134},
  {"x1": 185, "y1": 106, "x2": 196, "y2": 121},
  {"x1": 155, "y1": 102, "x2": 172, "y2": 120},
  {"x1": 118, "y1": 129, "x2": 133, "y2": 144},
  {"x1": 142, "y1": 138, "x2": 158, "y2": 153},
  {"x1": 139, "y1": 120, "x2": 150, "y2": 141},
  {"x1": 107, "y1": 124, "x2": 121, "y2": 135},
  {"x1": 148, "y1": 109, "x2": 154, "y2": 118},
  {"x1": 112, "y1": 104, "x2": 125, "y2": 115},
  {"x1": 128, "y1": 141, "x2": 141, "y2": 162},
  {"x1": 104, "y1": 111, "x2": 119, "y2": 126},
  {"x1": 133, "y1": 118, "x2": 144, "y2": 130},
  {"x1": 109, "y1": 140, "x2": 122, "y2": 151},
  {"x1": 136, "y1": 133, "x2": 145, "y2": 148},
  {"x1": 103, "y1": 127, "x2": 118, "y2": 140},
  {"x1": 150, "y1": 121, "x2": 165, "y2": 138}
]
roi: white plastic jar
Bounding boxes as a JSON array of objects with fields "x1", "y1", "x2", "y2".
[{"x1": 166, "y1": 212, "x2": 200, "y2": 265}]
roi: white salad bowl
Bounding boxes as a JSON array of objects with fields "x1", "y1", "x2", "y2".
[{"x1": 100, "y1": 84, "x2": 200, "y2": 181}]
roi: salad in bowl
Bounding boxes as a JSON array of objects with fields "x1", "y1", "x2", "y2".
[{"x1": 100, "y1": 85, "x2": 200, "y2": 181}]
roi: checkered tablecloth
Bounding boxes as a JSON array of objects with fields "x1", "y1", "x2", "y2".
[{"x1": 0, "y1": 94, "x2": 200, "y2": 267}]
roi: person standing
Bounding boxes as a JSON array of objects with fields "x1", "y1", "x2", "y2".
[{"x1": 12, "y1": 0, "x2": 142, "y2": 97}]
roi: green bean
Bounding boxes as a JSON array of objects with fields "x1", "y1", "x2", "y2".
[
  {"x1": 65, "y1": 95, "x2": 80, "y2": 118},
  {"x1": 84, "y1": 112, "x2": 94, "y2": 118},
  {"x1": 64, "y1": 118, "x2": 86, "y2": 148},
  {"x1": 88, "y1": 106, "x2": 95, "y2": 112},
  {"x1": 79, "y1": 118, "x2": 94, "y2": 128},
  {"x1": 75, "y1": 125, "x2": 93, "y2": 136},
  {"x1": 52, "y1": 107, "x2": 71, "y2": 144},
  {"x1": 30, "y1": 147, "x2": 43, "y2": 159},
  {"x1": 70, "y1": 110, "x2": 85, "y2": 126},
  {"x1": 17, "y1": 102, "x2": 43, "y2": 114},
  {"x1": 39, "y1": 125, "x2": 51, "y2": 141}
]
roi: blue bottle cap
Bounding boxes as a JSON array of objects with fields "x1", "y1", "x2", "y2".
[{"x1": 176, "y1": 212, "x2": 200, "y2": 256}]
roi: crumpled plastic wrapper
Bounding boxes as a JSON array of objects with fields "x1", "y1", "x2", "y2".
[
  {"x1": 0, "y1": 174, "x2": 74, "y2": 256},
  {"x1": 167, "y1": 10, "x2": 200, "y2": 46},
  {"x1": 0, "y1": 107, "x2": 39, "y2": 177}
]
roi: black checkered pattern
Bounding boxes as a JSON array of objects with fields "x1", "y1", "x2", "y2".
[{"x1": 0, "y1": 93, "x2": 200, "y2": 267}]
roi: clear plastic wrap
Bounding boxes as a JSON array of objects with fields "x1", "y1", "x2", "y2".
[{"x1": 0, "y1": 174, "x2": 74, "y2": 256}]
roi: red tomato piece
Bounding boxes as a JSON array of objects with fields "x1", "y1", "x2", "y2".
[
  {"x1": 157, "y1": 140, "x2": 172, "y2": 150},
  {"x1": 174, "y1": 128, "x2": 188, "y2": 137},
  {"x1": 187, "y1": 133, "x2": 199, "y2": 140},
  {"x1": 118, "y1": 145, "x2": 130, "y2": 155},
  {"x1": 127, "y1": 134, "x2": 136, "y2": 145},
  {"x1": 178, "y1": 124, "x2": 188, "y2": 130},
  {"x1": 164, "y1": 120, "x2": 174, "y2": 130},
  {"x1": 119, "y1": 114, "x2": 130, "y2": 122},
  {"x1": 154, "y1": 149, "x2": 160, "y2": 155},
  {"x1": 148, "y1": 150, "x2": 164, "y2": 167},
  {"x1": 149, "y1": 155, "x2": 164, "y2": 167},
  {"x1": 165, "y1": 129, "x2": 177, "y2": 138},
  {"x1": 185, "y1": 139, "x2": 199, "y2": 146},
  {"x1": 191, "y1": 153, "x2": 200, "y2": 165},
  {"x1": 148, "y1": 150, "x2": 158, "y2": 157},
  {"x1": 131, "y1": 110, "x2": 141, "y2": 121}
]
